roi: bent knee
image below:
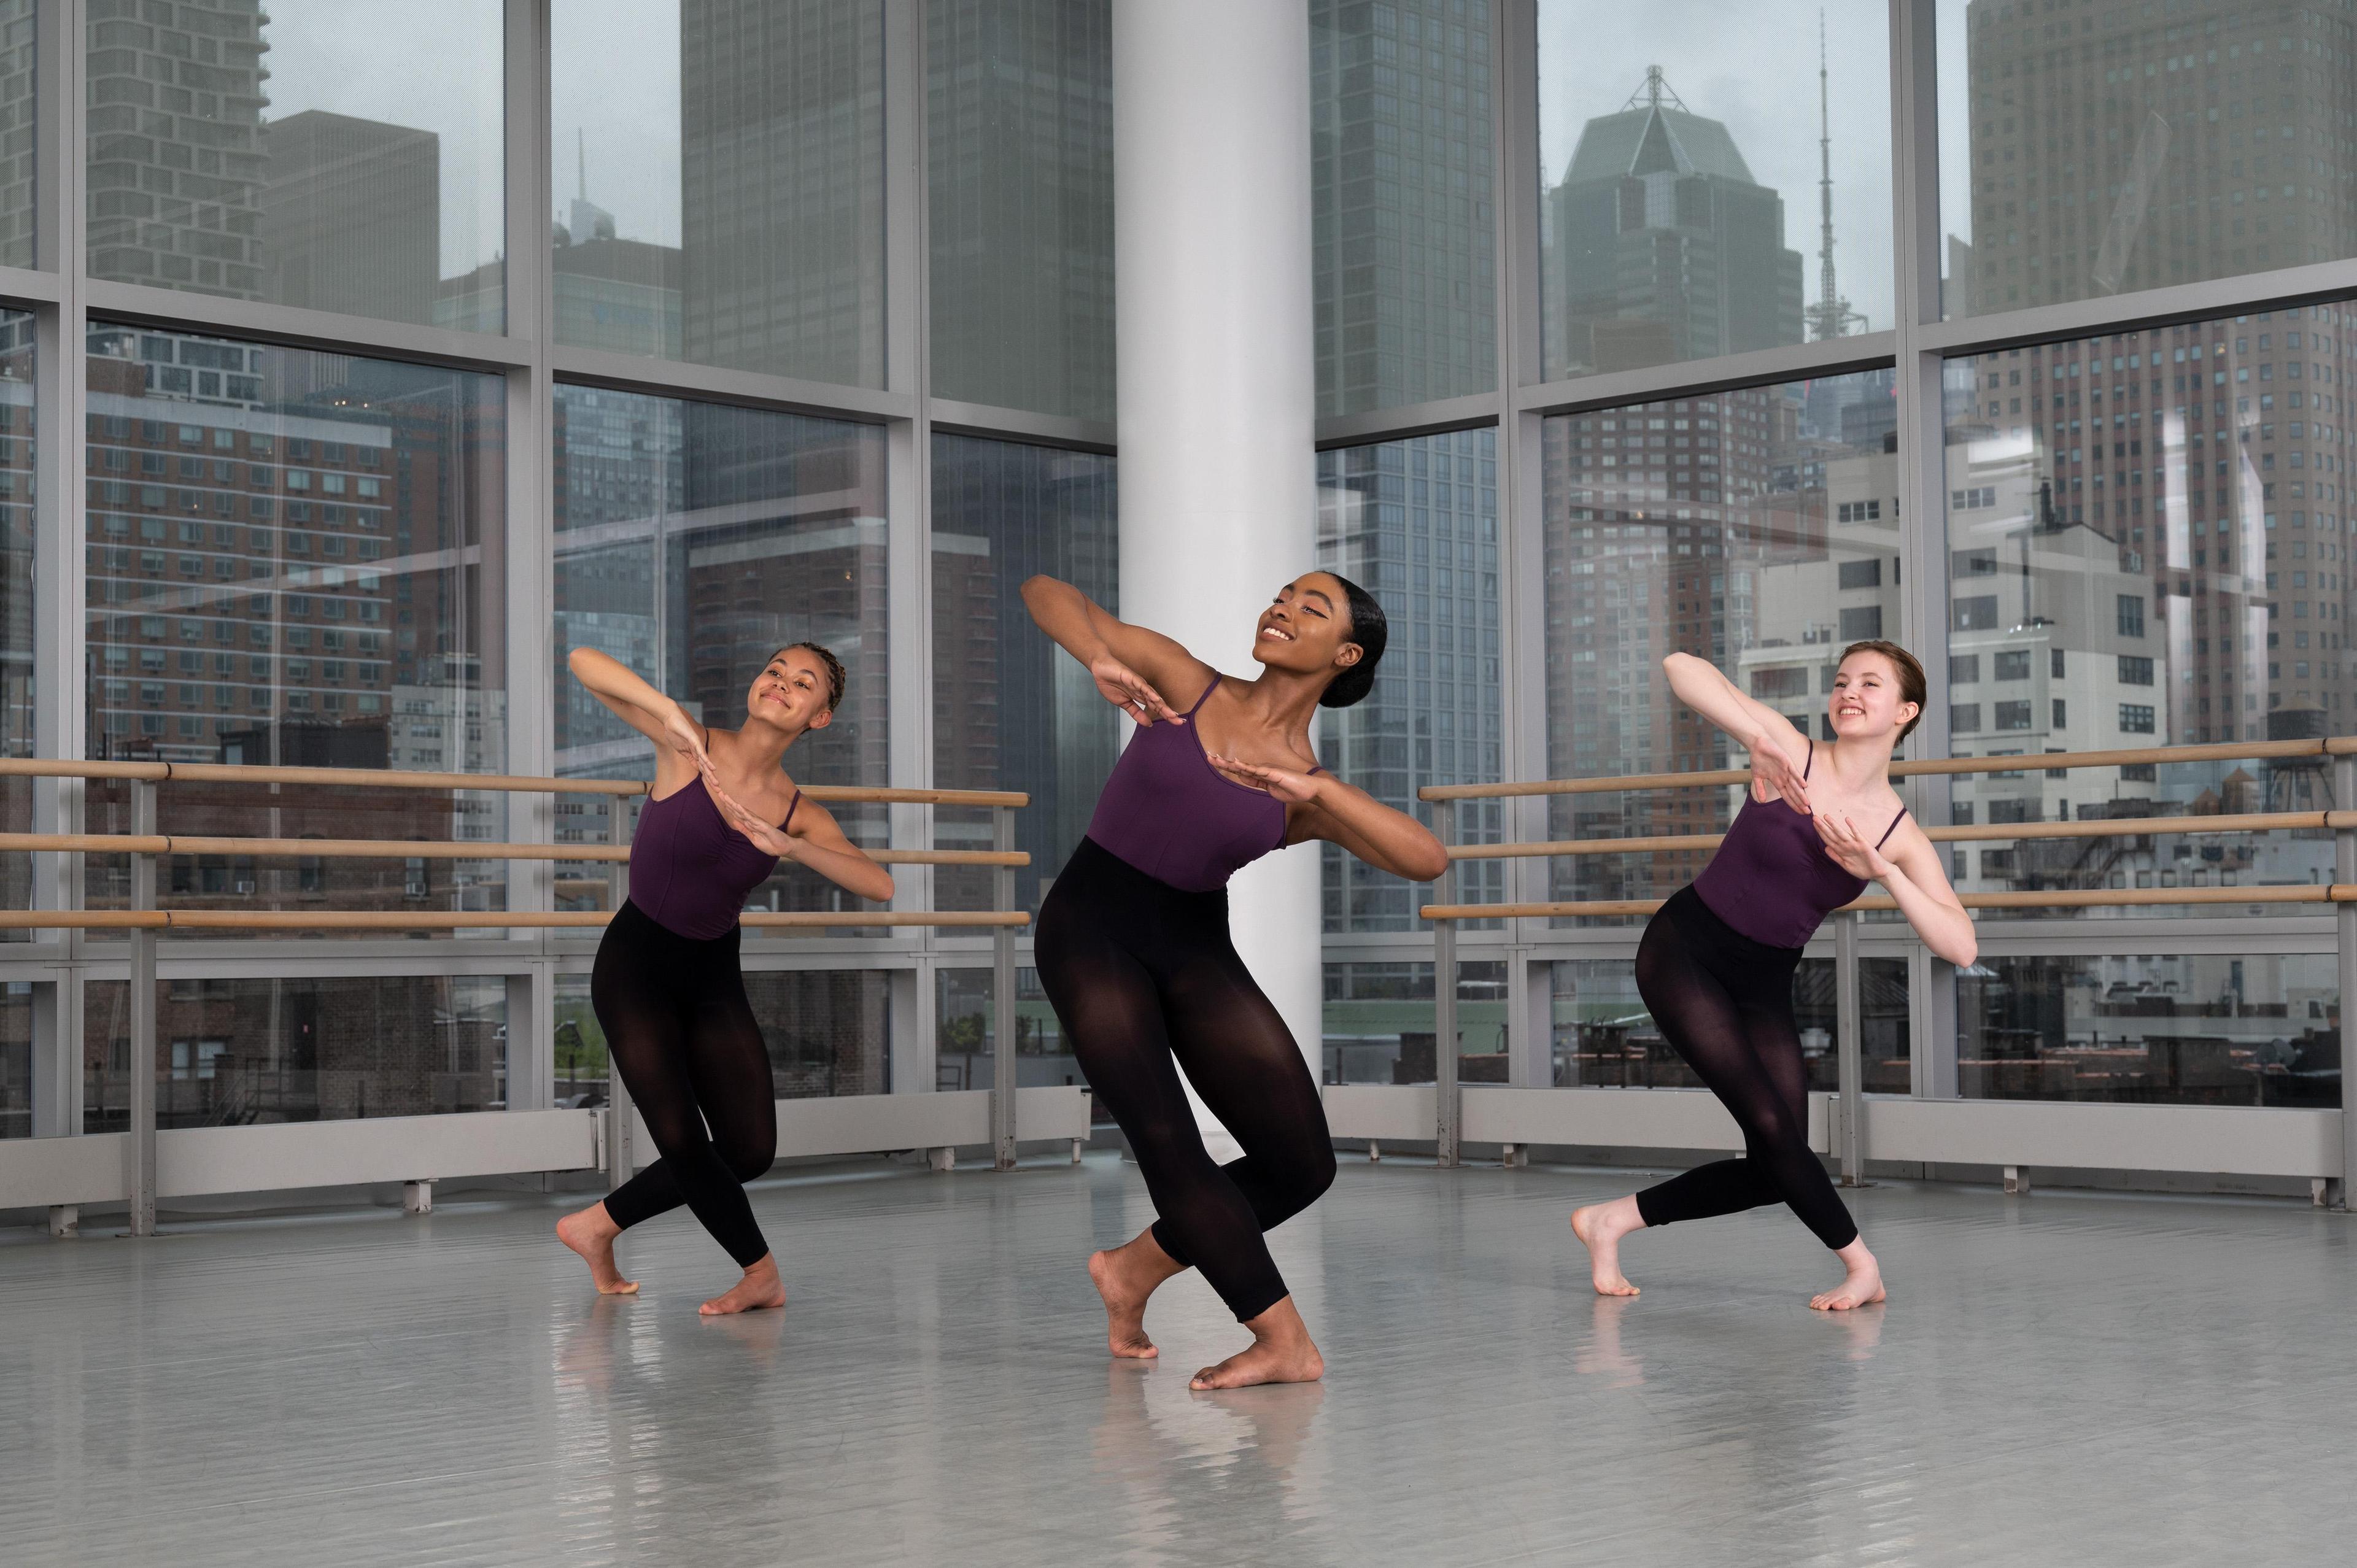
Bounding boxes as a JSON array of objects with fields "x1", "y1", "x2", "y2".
[{"x1": 721, "y1": 1141, "x2": 775, "y2": 1184}]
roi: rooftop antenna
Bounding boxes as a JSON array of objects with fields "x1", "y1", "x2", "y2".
[
  {"x1": 578, "y1": 128, "x2": 586, "y2": 201},
  {"x1": 1622, "y1": 64, "x2": 1689, "y2": 114},
  {"x1": 1806, "y1": 14, "x2": 1866, "y2": 340}
]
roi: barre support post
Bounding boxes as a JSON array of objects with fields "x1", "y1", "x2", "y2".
[
  {"x1": 991, "y1": 804, "x2": 1019, "y2": 1171},
  {"x1": 126, "y1": 778, "x2": 158, "y2": 1237},
  {"x1": 1434, "y1": 805, "x2": 1460, "y2": 1169}
]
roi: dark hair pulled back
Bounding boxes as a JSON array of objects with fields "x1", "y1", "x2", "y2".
[{"x1": 1319, "y1": 572, "x2": 1387, "y2": 709}]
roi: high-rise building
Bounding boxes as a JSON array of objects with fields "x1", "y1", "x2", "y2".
[
  {"x1": 1960, "y1": 0, "x2": 2356, "y2": 316},
  {"x1": 679, "y1": 0, "x2": 887, "y2": 387},
  {"x1": 1546, "y1": 68, "x2": 1805, "y2": 377},
  {"x1": 86, "y1": 0, "x2": 270, "y2": 299},
  {"x1": 258, "y1": 110, "x2": 440, "y2": 325},
  {"x1": 926, "y1": 0, "x2": 1115, "y2": 420}
]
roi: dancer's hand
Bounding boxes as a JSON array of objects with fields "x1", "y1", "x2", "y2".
[
  {"x1": 1206, "y1": 755, "x2": 1323, "y2": 803},
  {"x1": 1815, "y1": 812, "x2": 1897, "y2": 882},
  {"x1": 1743, "y1": 727, "x2": 1810, "y2": 813},
  {"x1": 1089, "y1": 655, "x2": 1185, "y2": 727},
  {"x1": 703, "y1": 770, "x2": 797, "y2": 859},
  {"x1": 662, "y1": 706, "x2": 710, "y2": 770}
]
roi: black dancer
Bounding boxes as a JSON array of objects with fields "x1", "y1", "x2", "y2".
[
  {"x1": 555, "y1": 644, "x2": 894, "y2": 1315},
  {"x1": 1570, "y1": 640, "x2": 1976, "y2": 1311},
  {"x1": 1023, "y1": 572, "x2": 1449, "y2": 1389}
]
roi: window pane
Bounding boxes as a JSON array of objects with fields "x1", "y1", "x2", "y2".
[
  {"x1": 1553, "y1": 955, "x2": 1907, "y2": 1091},
  {"x1": 0, "y1": 310, "x2": 30, "y2": 938},
  {"x1": 1323, "y1": 960, "x2": 1434, "y2": 1085},
  {"x1": 81, "y1": 324, "x2": 510, "y2": 935},
  {"x1": 1537, "y1": 2, "x2": 1892, "y2": 382},
  {"x1": 1935, "y1": 2, "x2": 2357, "y2": 321},
  {"x1": 1312, "y1": 0, "x2": 1497, "y2": 415},
  {"x1": 87, "y1": 1, "x2": 503, "y2": 330},
  {"x1": 747, "y1": 970, "x2": 889, "y2": 1098},
  {"x1": 1960, "y1": 953, "x2": 2338, "y2": 1107},
  {"x1": 551, "y1": 385, "x2": 890, "y2": 916},
  {"x1": 1317, "y1": 430, "x2": 1504, "y2": 933},
  {"x1": 550, "y1": 0, "x2": 886, "y2": 385},
  {"x1": 929, "y1": 433, "x2": 1117, "y2": 912},
  {"x1": 0, "y1": 981, "x2": 28, "y2": 1137},
  {"x1": 1943, "y1": 305, "x2": 2356, "y2": 917},
  {"x1": 926, "y1": 0, "x2": 1115, "y2": 420},
  {"x1": 0, "y1": 2, "x2": 31, "y2": 271},
  {"x1": 935, "y1": 965, "x2": 1086, "y2": 1102},
  {"x1": 1541, "y1": 370, "x2": 1902, "y2": 922},
  {"x1": 84, "y1": 975, "x2": 505, "y2": 1133}
]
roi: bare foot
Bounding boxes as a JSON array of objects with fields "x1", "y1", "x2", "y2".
[
  {"x1": 556, "y1": 1203, "x2": 638, "y2": 1295},
  {"x1": 1569, "y1": 1195, "x2": 1644, "y2": 1297},
  {"x1": 1810, "y1": 1239, "x2": 1886, "y2": 1311},
  {"x1": 1190, "y1": 1297, "x2": 1325, "y2": 1391},
  {"x1": 700, "y1": 1254, "x2": 787, "y2": 1316},
  {"x1": 1089, "y1": 1230, "x2": 1183, "y2": 1360}
]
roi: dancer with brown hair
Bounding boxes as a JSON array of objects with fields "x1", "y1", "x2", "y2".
[
  {"x1": 1570, "y1": 640, "x2": 1977, "y2": 1311},
  {"x1": 554, "y1": 643, "x2": 894, "y2": 1315}
]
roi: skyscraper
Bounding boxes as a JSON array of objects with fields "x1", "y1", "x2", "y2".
[
  {"x1": 259, "y1": 110, "x2": 441, "y2": 326},
  {"x1": 1546, "y1": 68, "x2": 1805, "y2": 376},
  {"x1": 679, "y1": 0, "x2": 887, "y2": 387},
  {"x1": 86, "y1": 0, "x2": 270, "y2": 299}
]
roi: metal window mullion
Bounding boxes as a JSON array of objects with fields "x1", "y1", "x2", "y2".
[
  {"x1": 1888, "y1": 0, "x2": 1957, "y2": 1100},
  {"x1": 29, "y1": 0, "x2": 90, "y2": 1140}
]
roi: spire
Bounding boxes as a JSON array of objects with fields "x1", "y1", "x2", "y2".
[
  {"x1": 1622, "y1": 64, "x2": 1688, "y2": 115},
  {"x1": 1806, "y1": 14, "x2": 1865, "y2": 340},
  {"x1": 578, "y1": 128, "x2": 587, "y2": 202}
]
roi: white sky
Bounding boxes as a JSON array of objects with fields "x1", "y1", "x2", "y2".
[{"x1": 1535, "y1": 0, "x2": 1910, "y2": 332}]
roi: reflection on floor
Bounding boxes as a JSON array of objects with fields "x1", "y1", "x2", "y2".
[{"x1": 2, "y1": 1154, "x2": 2350, "y2": 1566}]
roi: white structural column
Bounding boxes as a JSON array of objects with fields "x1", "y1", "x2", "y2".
[{"x1": 1112, "y1": 0, "x2": 1322, "y2": 1140}]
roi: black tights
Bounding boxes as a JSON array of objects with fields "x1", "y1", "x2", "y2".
[
  {"x1": 594, "y1": 899, "x2": 776, "y2": 1268},
  {"x1": 1632, "y1": 887, "x2": 1859, "y2": 1251},
  {"x1": 1035, "y1": 837, "x2": 1336, "y2": 1323}
]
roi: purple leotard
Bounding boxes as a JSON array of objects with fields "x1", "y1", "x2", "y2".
[
  {"x1": 628, "y1": 770, "x2": 800, "y2": 941},
  {"x1": 1083, "y1": 676, "x2": 1322, "y2": 893},
  {"x1": 1690, "y1": 740, "x2": 1906, "y2": 949}
]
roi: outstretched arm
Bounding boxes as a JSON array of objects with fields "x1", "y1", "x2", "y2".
[
  {"x1": 1020, "y1": 576, "x2": 1215, "y2": 727},
  {"x1": 1662, "y1": 651, "x2": 1814, "y2": 812},
  {"x1": 700, "y1": 774, "x2": 896, "y2": 903},
  {"x1": 568, "y1": 646, "x2": 707, "y2": 790},
  {"x1": 1814, "y1": 813, "x2": 1977, "y2": 967},
  {"x1": 1206, "y1": 757, "x2": 1450, "y2": 882}
]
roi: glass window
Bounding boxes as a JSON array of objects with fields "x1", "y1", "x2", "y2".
[
  {"x1": 1935, "y1": 2, "x2": 2357, "y2": 320},
  {"x1": 1554, "y1": 956, "x2": 1909, "y2": 1092},
  {"x1": 1960, "y1": 953, "x2": 2338, "y2": 1108},
  {"x1": 549, "y1": 0, "x2": 886, "y2": 385},
  {"x1": 747, "y1": 970, "x2": 889, "y2": 1098},
  {"x1": 1317, "y1": 430, "x2": 1505, "y2": 932},
  {"x1": 1942, "y1": 305, "x2": 2357, "y2": 916},
  {"x1": 1322, "y1": 960, "x2": 1507, "y2": 1087},
  {"x1": 1311, "y1": 0, "x2": 1497, "y2": 415},
  {"x1": 0, "y1": 981, "x2": 27, "y2": 1137},
  {"x1": 81, "y1": 323, "x2": 509, "y2": 933},
  {"x1": 86, "y1": 1, "x2": 504, "y2": 330},
  {"x1": 926, "y1": 0, "x2": 1115, "y2": 420},
  {"x1": 0, "y1": 2, "x2": 29, "y2": 270},
  {"x1": 84, "y1": 975, "x2": 505, "y2": 1134},
  {"x1": 929, "y1": 434, "x2": 1117, "y2": 913},
  {"x1": 0, "y1": 310, "x2": 29, "y2": 937},
  {"x1": 935, "y1": 965, "x2": 1086, "y2": 1102},
  {"x1": 551, "y1": 384, "x2": 890, "y2": 914},
  {"x1": 1536, "y1": 2, "x2": 1892, "y2": 382},
  {"x1": 1541, "y1": 369, "x2": 1902, "y2": 919}
]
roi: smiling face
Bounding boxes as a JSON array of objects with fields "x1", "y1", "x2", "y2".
[
  {"x1": 743, "y1": 647, "x2": 834, "y2": 735},
  {"x1": 1826, "y1": 650, "x2": 1919, "y2": 743},
  {"x1": 1253, "y1": 573, "x2": 1363, "y2": 685}
]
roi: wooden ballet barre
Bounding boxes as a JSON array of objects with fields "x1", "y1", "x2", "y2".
[
  {"x1": 1418, "y1": 735, "x2": 2350, "y2": 803},
  {"x1": 0, "y1": 758, "x2": 1031, "y2": 809},
  {"x1": 1444, "y1": 809, "x2": 2348, "y2": 860},
  {"x1": 0, "y1": 832, "x2": 1031, "y2": 868},
  {"x1": 0, "y1": 908, "x2": 1029, "y2": 931},
  {"x1": 1420, "y1": 882, "x2": 2347, "y2": 922}
]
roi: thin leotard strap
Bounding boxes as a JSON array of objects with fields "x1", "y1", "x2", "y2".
[
  {"x1": 1186, "y1": 675, "x2": 1221, "y2": 717},
  {"x1": 1873, "y1": 803, "x2": 1908, "y2": 848},
  {"x1": 781, "y1": 790, "x2": 801, "y2": 832},
  {"x1": 1802, "y1": 738, "x2": 1814, "y2": 779},
  {"x1": 1306, "y1": 765, "x2": 1325, "y2": 776}
]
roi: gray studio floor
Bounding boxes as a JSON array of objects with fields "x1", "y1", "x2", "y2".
[{"x1": 4, "y1": 1153, "x2": 2353, "y2": 1568}]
